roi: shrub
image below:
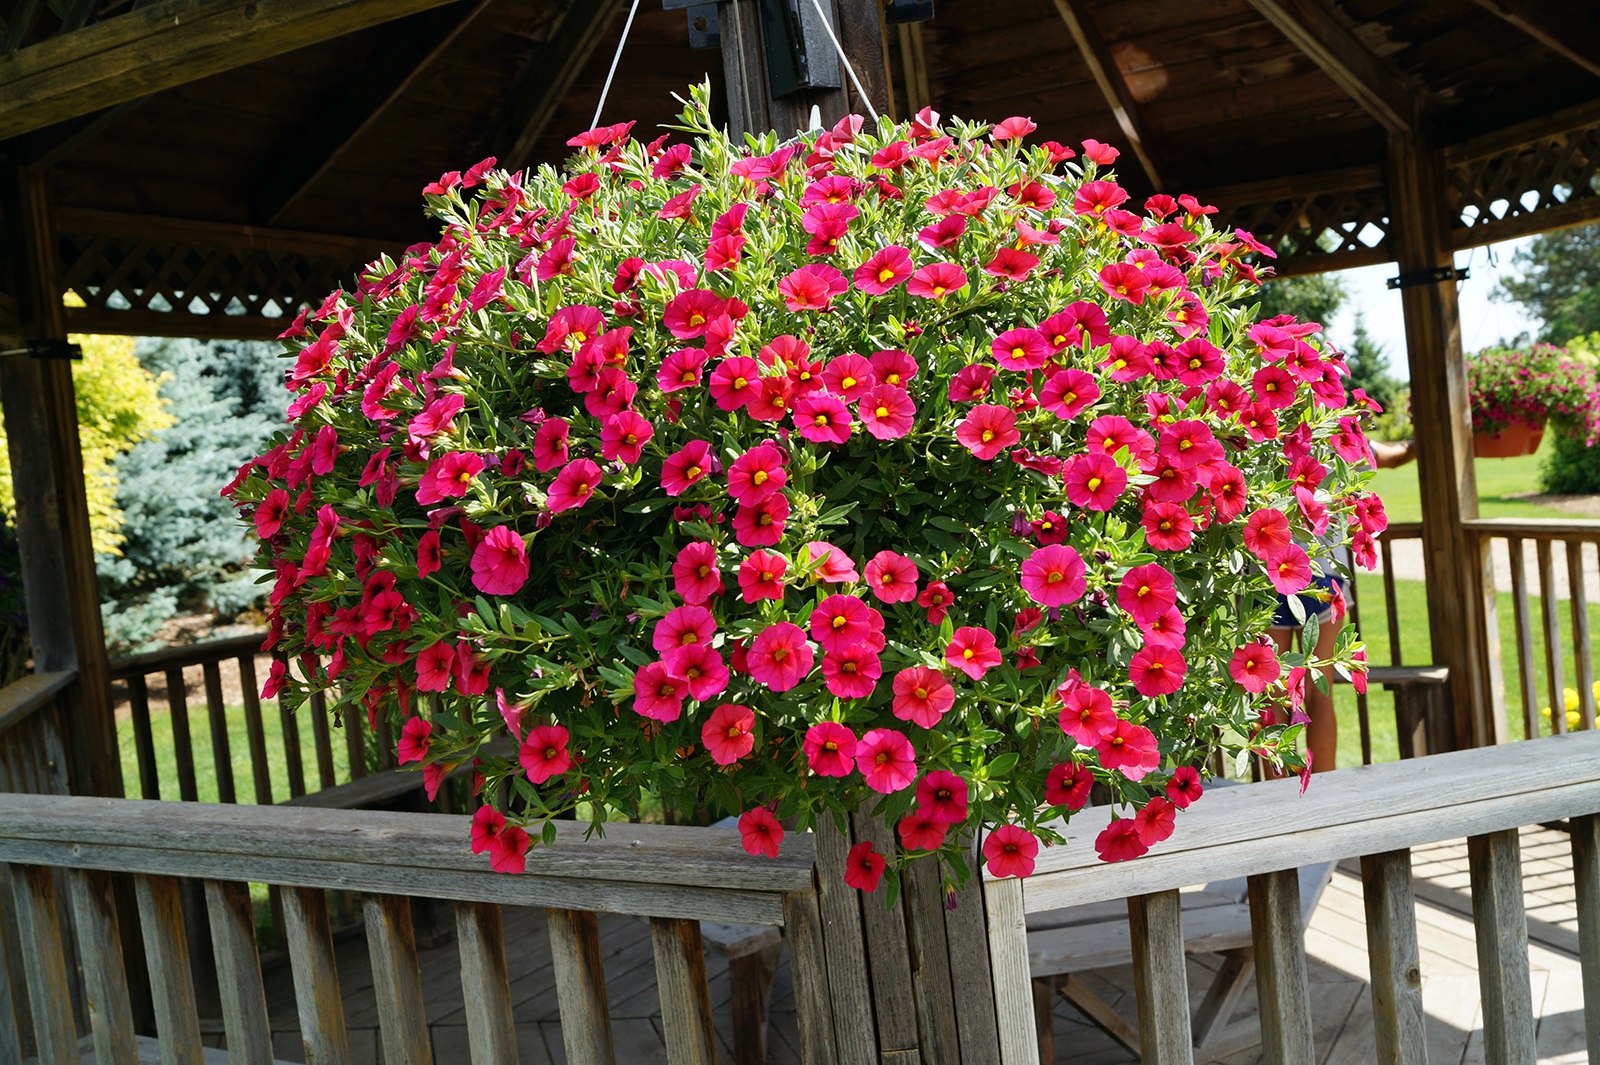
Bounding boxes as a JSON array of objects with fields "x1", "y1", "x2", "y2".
[{"x1": 231, "y1": 86, "x2": 1381, "y2": 887}]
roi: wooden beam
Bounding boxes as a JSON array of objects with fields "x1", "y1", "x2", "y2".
[
  {"x1": 1245, "y1": 0, "x2": 1416, "y2": 134},
  {"x1": 18, "y1": 98, "x2": 146, "y2": 169},
  {"x1": 832, "y1": 0, "x2": 894, "y2": 121},
  {"x1": 895, "y1": 22, "x2": 930, "y2": 120},
  {"x1": 53, "y1": 205, "x2": 396, "y2": 260},
  {"x1": 1470, "y1": 0, "x2": 1600, "y2": 80},
  {"x1": 484, "y1": 0, "x2": 624, "y2": 170},
  {"x1": 0, "y1": 0, "x2": 465, "y2": 141},
  {"x1": 254, "y1": 0, "x2": 490, "y2": 226},
  {"x1": 1049, "y1": 0, "x2": 1165, "y2": 190}
]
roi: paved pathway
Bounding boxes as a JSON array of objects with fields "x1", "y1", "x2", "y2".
[{"x1": 1375, "y1": 536, "x2": 1599, "y2": 602}]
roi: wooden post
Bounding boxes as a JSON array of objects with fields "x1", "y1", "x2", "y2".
[
  {"x1": 1360, "y1": 851, "x2": 1427, "y2": 1065},
  {"x1": 1128, "y1": 890, "x2": 1194, "y2": 1065},
  {"x1": 1467, "y1": 830, "x2": 1536, "y2": 1064},
  {"x1": 1384, "y1": 133, "x2": 1505, "y2": 750}
]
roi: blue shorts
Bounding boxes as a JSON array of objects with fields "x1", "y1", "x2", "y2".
[{"x1": 1269, "y1": 575, "x2": 1344, "y2": 629}]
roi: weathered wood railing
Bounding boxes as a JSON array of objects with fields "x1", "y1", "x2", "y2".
[
  {"x1": 983, "y1": 729, "x2": 1600, "y2": 1065},
  {"x1": 0, "y1": 796, "x2": 835, "y2": 1065},
  {"x1": 0, "y1": 669, "x2": 74, "y2": 797}
]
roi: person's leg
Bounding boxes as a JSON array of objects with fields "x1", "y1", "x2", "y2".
[{"x1": 1305, "y1": 614, "x2": 1342, "y2": 772}]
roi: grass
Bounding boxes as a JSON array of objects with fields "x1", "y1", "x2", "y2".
[{"x1": 1368, "y1": 434, "x2": 1572, "y2": 523}]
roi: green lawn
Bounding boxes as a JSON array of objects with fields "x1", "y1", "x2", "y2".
[{"x1": 1368, "y1": 434, "x2": 1568, "y2": 523}]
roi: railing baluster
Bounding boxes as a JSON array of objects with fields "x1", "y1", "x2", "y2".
[
  {"x1": 1568, "y1": 541, "x2": 1596, "y2": 729},
  {"x1": 67, "y1": 869, "x2": 137, "y2": 1065},
  {"x1": 127, "y1": 673, "x2": 160, "y2": 800},
  {"x1": 343, "y1": 704, "x2": 367, "y2": 781},
  {"x1": 1360, "y1": 851, "x2": 1427, "y2": 1065},
  {"x1": 547, "y1": 908, "x2": 616, "y2": 1065},
  {"x1": 650, "y1": 916, "x2": 717, "y2": 1065},
  {"x1": 1381, "y1": 536, "x2": 1402, "y2": 665},
  {"x1": 10, "y1": 865, "x2": 77, "y2": 1065},
  {"x1": 783, "y1": 886, "x2": 840, "y2": 1065},
  {"x1": 1248, "y1": 869, "x2": 1315, "y2": 1064},
  {"x1": 134, "y1": 873, "x2": 205, "y2": 1062},
  {"x1": 1346, "y1": 566, "x2": 1374, "y2": 764},
  {"x1": 309, "y1": 687, "x2": 336, "y2": 789},
  {"x1": 1570, "y1": 814, "x2": 1600, "y2": 1062},
  {"x1": 276, "y1": 653, "x2": 306, "y2": 800},
  {"x1": 236, "y1": 655, "x2": 274, "y2": 804},
  {"x1": 984, "y1": 876, "x2": 1039, "y2": 1065},
  {"x1": 364, "y1": 894, "x2": 433, "y2": 1065},
  {"x1": 453, "y1": 902, "x2": 518, "y2": 1065},
  {"x1": 1127, "y1": 889, "x2": 1192, "y2": 1065},
  {"x1": 164, "y1": 666, "x2": 200, "y2": 801},
  {"x1": 204, "y1": 880, "x2": 274, "y2": 1065},
  {"x1": 282, "y1": 886, "x2": 352, "y2": 1065},
  {"x1": 1468, "y1": 830, "x2": 1536, "y2": 1063},
  {"x1": 1537, "y1": 539, "x2": 1567, "y2": 735},
  {"x1": 1507, "y1": 536, "x2": 1541, "y2": 740},
  {"x1": 202, "y1": 660, "x2": 236, "y2": 804}
]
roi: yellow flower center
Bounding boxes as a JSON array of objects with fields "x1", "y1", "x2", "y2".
[
  {"x1": 832, "y1": 616, "x2": 847, "y2": 629},
  {"x1": 842, "y1": 376, "x2": 856, "y2": 389},
  {"x1": 981, "y1": 429, "x2": 994, "y2": 442},
  {"x1": 875, "y1": 405, "x2": 889, "y2": 418},
  {"x1": 753, "y1": 470, "x2": 768, "y2": 485},
  {"x1": 878, "y1": 267, "x2": 895, "y2": 282},
  {"x1": 1087, "y1": 476, "x2": 1102, "y2": 490}
]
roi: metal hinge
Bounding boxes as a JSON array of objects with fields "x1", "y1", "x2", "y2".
[{"x1": 1386, "y1": 266, "x2": 1469, "y2": 290}]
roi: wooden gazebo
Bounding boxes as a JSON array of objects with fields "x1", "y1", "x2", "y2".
[{"x1": 1, "y1": 3, "x2": 1599, "y2": 1064}]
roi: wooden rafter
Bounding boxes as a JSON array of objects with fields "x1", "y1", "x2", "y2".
[
  {"x1": 0, "y1": 0, "x2": 465, "y2": 142},
  {"x1": 254, "y1": 0, "x2": 492, "y2": 226},
  {"x1": 1469, "y1": 0, "x2": 1600, "y2": 81},
  {"x1": 485, "y1": 0, "x2": 625, "y2": 170},
  {"x1": 1244, "y1": 0, "x2": 1415, "y2": 134},
  {"x1": 1049, "y1": 0, "x2": 1164, "y2": 190}
]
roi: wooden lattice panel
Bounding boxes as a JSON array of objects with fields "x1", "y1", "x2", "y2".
[
  {"x1": 1444, "y1": 101, "x2": 1600, "y2": 249},
  {"x1": 1205, "y1": 166, "x2": 1392, "y2": 279},
  {"x1": 51, "y1": 208, "x2": 390, "y2": 339}
]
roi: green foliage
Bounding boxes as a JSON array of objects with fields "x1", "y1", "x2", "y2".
[
  {"x1": 1343, "y1": 312, "x2": 1401, "y2": 414},
  {"x1": 1497, "y1": 223, "x2": 1600, "y2": 343},
  {"x1": 1254, "y1": 273, "x2": 1345, "y2": 332},
  {"x1": 1539, "y1": 429, "x2": 1600, "y2": 495}
]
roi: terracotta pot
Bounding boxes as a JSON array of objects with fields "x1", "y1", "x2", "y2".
[{"x1": 1473, "y1": 419, "x2": 1544, "y2": 458}]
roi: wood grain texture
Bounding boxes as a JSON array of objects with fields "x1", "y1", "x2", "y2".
[
  {"x1": 281, "y1": 886, "x2": 351, "y2": 1065},
  {"x1": 546, "y1": 908, "x2": 615, "y2": 1065},
  {"x1": 363, "y1": 894, "x2": 433, "y2": 1065},
  {"x1": 0, "y1": 865, "x2": 29, "y2": 1065},
  {"x1": 1468, "y1": 830, "x2": 1537, "y2": 1065},
  {"x1": 1571, "y1": 813, "x2": 1600, "y2": 1063},
  {"x1": 852, "y1": 810, "x2": 919, "y2": 1054},
  {"x1": 1538, "y1": 539, "x2": 1567, "y2": 734},
  {"x1": 236, "y1": 655, "x2": 274, "y2": 805},
  {"x1": 203, "y1": 880, "x2": 274, "y2": 1065},
  {"x1": 486, "y1": 0, "x2": 623, "y2": 168},
  {"x1": 944, "y1": 840, "x2": 1001, "y2": 1065},
  {"x1": 1359, "y1": 851, "x2": 1426, "y2": 1065},
  {"x1": 1506, "y1": 536, "x2": 1541, "y2": 740},
  {"x1": 1567, "y1": 541, "x2": 1597, "y2": 729},
  {"x1": 126, "y1": 674, "x2": 161, "y2": 800},
  {"x1": 453, "y1": 902, "x2": 518, "y2": 1065},
  {"x1": 1243, "y1": 0, "x2": 1414, "y2": 132},
  {"x1": 1049, "y1": 0, "x2": 1164, "y2": 189},
  {"x1": 164, "y1": 667, "x2": 200, "y2": 803},
  {"x1": 983, "y1": 876, "x2": 1038, "y2": 1065},
  {"x1": 809, "y1": 816, "x2": 876, "y2": 1065},
  {"x1": 1127, "y1": 891, "x2": 1192, "y2": 1065},
  {"x1": 134, "y1": 873, "x2": 206, "y2": 1064},
  {"x1": 68, "y1": 869, "x2": 138, "y2": 1065},
  {"x1": 1248, "y1": 870, "x2": 1315, "y2": 1065},
  {"x1": 650, "y1": 917, "x2": 717, "y2": 1065},
  {"x1": 11, "y1": 864, "x2": 77, "y2": 1065},
  {"x1": 201, "y1": 661, "x2": 235, "y2": 804},
  {"x1": 783, "y1": 885, "x2": 839, "y2": 1065},
  {"x1": 903, "y1": 854, "x2": 960, "y2": 1065}
]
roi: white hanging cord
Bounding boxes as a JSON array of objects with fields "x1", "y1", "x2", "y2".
[
  {"x1": 807, "y1": 0, "x2": 879, "y2": 123},
  {"x1": 592, "y1": 0, "x2": 644, "y2": 130}
]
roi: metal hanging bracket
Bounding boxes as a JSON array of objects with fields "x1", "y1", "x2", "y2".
[
  {"x1": 0, "y1": 339, "x2": 82, "y2": 360},
  {"x1": 1386, "y1": 266, "x2": 1469, "y2": 290}
]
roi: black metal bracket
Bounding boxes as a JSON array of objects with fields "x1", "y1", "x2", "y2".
[
  {"x1": 1386, "y1": 266, "x2": 1469, "y2": 290},
  {"x1": 0, "y1": 340, "x2": 83, "y2": 360},
  {"x1": 663, "y1": 0, "x2": 721, "y2": 48},
  {"x1": 886, "y1": 0, "x2": 935, "y2": 24}
]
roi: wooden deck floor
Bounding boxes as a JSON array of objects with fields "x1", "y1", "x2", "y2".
[{"x1": 236, "y1": 825, "x2": 1587, "y2": 1065}]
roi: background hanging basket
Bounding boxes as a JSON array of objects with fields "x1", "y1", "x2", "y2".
[{"x1": 1473, "y1": 419, "x2": 1544, "y2": 458}]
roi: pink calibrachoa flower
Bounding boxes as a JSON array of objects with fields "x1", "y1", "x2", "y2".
[
  {"x1": 823, "y1": 646, "x2": 882, "y2": 699},
  {"x1": 632, "y1": 661, "x2": 687, "y2": 721},
  {"x1": 1265, "y1": 545, "x2": 1313, "y2": 594},
  {"x1": 992, "y1": 327, "x2": 1049, "y2": 371},
  {"x1": 858, "y1": 383, "x2": 916, "y2": 440},
  {"x1": 453, "y1": 644, "x2": 490, "y2": 696},
  {"x1": 1045, "y1": 762, "x2": 1095, "y2": 810},
  {"x1": 416, "y1": 641, "x2": 455, "y2": 693},
  {"x1": 1020, "y1": 543, "x2": 1087, "y2": 607},
  {"x1": 739, "y1": 807, "x2": 784, "y2": 858},
  {"x1": 794, "y1": 392, "x2": 853, "y2": 444},
  {"x1": 892, "y1": 666, "x2": 955, "y2": 728},
  {"x1": 664, "y1": 643, "x2": 729, "y2": 702},
  {"x1": 956, "y1": 404, "x2": 1019, "y2": 460},
  {"x1": 520, "y1": 725, "x2": 571, "y2": 783},
  {"x1": 1117, "y1": 563, "x2": 1177, "y2": 626},
  {"x1": 1142, "y1": 502, "x2": 1195, "y2": 551},
  {"x1": 898, "y1": 810, "x2": 947, "y2": 852},
  {"x1": 1099, "y1": 262, "x2": 1150, "y2": 304},
  {"x1": 672, "y1": 541, "x2": 725, "y2": 604},
  {"x1": 709, "y1": 356, "x2": 760, "y2": 411},
  {"x1": 254, "y1": 489, "x2": 290, "y2": 538},
  {"x1": 984, "y1": 247, "x2": 1039, "y2": 281},
  {"x1": 1130, "y1": 644, "x2": 1187, "y2": 697},
  {"x1": 916, "y1": 770, "x2": 969, "y2": 823},
  {"x1": 1229, "y1": 641, "x2": 1281, "y2": 693},
  {"x1": 737, "y1": 550, "x2": 787, "y2": 602},
  {"x1": 844, "y1": 841, "x2": 886, "y2": 892},
  {"x1": 471, "y1": 807, "x2": 531, "y2": 875},
  {"x1": 1095, "y1": 818, "x2": 1148, "y2": 862},
  {"x1": 856, "y1": 728, "x2": 917, "y2": 793},
  {"x1": 946, "y1": 626, "x2": 1001, "y2": 680},
  {"x1": 1133, "y1": 796, "x2": 1177, "y2": 847},
  {"x1": 496, "y1": 688, "x2": 527, "y2": 742},
  {"x1": 1063, "y1": 452, "x2": 1128, "y2": 510},
  {"x1": 727, "y1": 443, "x2": 786, "y2": 504},
  {"x1": 653, "y1": 604, "x2": 716, "y2": 656},
  {"x1": 1141, "y1": 608, "x2": 1187, "y2": 649},
  {"x1": 865, "y1": 550, "x2": 919, "y2": 603},
  {"x1": 1097, "y1": 718, "x2": 1160, "y2": 780},
  {"x1": 702, "y1": 703, "x2": 756, "y2": 765},
  {"x1": 983, "y1": 824, "x2": 1039, "y2": 879},
  {"x1": 471, "y1": 526, "x2": 529, "y2": 595},
  {"x1": 948, "y1": 363, "x2": 994, "y2": 403},
  {"x1": 600, "y1": 411, "x2": 653, "y2": 464},
  {"x1": 416, "y1": 529, "x2": 442, "y2": 578},
  {"x1": 1039, "y1": 368, "x2": 1100, "y2": 419},
  {"x1": 1166, "y1": 766, "x2": 1204, "y2": 808},
  {"x1": 821, "y1": 353, "x2": 876, "y2": 402},
  {"x1": 1243, "y1": 507, "x2": 1294, "y2": 559},
  {"x1": 397, "y1": 716, "x2": 431, "y2": 764},
  {"x1": 1058, "y1": 684, "x2": 1117, "y2": 744},
  {"x1": 733, "y1": 493, "x2": 789, "y2": 547},
  {"x1": 803, "y1": 721, "x2": 856, "y2": 777},
  {"x1": 532, "y1": 418, "x2": 570, "y2": 472},
  {"x1": 747, "y1": 622, "x2": 814, "y2": 692},
  {"x1": 658, "y1": 346, "x2": 709, "y2": 392},
  {"x1": 778, "y1": 263, "x2": 848, "y2": 311},
  {"x1": 854, "y1": 245, "x2": 914, "y2": 294},
  {"x1": 906, "y1": 262, "x2": 967, "y2": 299},
  {"x1": 661, "y1": 440, "x2": 714, "y2": 496},
  {"x1": 810, "y1": 594, "x2": 878, "y2": 653},
  {"x1": 918, "y1": 581, "x2": 954, "y2": 624},
  {"x1": 547, "y1": 458, "x2": 602, "y2": 513},
  {"x1": 803, "y1": 541, "x2": 860, "y2": 583}
]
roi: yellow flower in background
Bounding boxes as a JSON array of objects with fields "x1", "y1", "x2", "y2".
[{"x1": 1539, "y1": 681, "x2": 1599, "y2": 732}]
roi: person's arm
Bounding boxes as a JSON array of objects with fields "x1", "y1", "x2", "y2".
[{"x1": 1371, "y1": 439, "x2": 1416, "y2": 469}]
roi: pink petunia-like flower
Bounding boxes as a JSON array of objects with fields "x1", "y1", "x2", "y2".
[
  {"x1": 1095, "y1": 818, "x2": 1149, "y2": 862},
  {"x1": 991, "y1": 115, "x2": 1037, "y2": 142},
  {"x1": 856, "y1": 728, "x2": 917, "y2": 793},
  {"x1": 664, "y1": 642, "x2": 729, "y2": 702},
  {"x1": 737, "y1": 550, "x2": 788, "y2": 602},
  {"x1": 1166, "y1": 765, "x2": 1204, "y2": 809},
  {"x1": 843, "y1": 840, "x2": 886, "y2": 892},
  {"x1": 600, "y1": 411, "x2": 653, "y2": 465},
  {"x1": 864, "y1": 550, "x2": 919, "y2": 604},
  {"x1": 727, "y1": 443, "x2": 786, "y2": 504},
  {"x1": 948, "y1": 363, "x2": 995, "y2": 403},
  {"x1": 748, "y1": 622, "x2": 815, "y2": 692},
  {"x1": 663, "y1": 289, "x2": 725, "y2": 339},
  {"x1": 810, "y1": 594, "x2": 879, "y2": 654},
  {"x1": 739, "y1": 807, "x2": 784, "y2": 858},
  {"x1": 803, "y1": 720, "x2": 857, "y2": 777},
  {"x1": 1130, "y1": 644, "x2": 1187, "y2": 697},
  {"x1": 1099, "y1": 262, "x2": 1151, "y2": 304},
  {"x1": 733, "y1": 493, "x2": 789, "y2": 547},
  {"x1": 1141, "y1": 607, "x2": 1186, "y2": 650},
  {"x1": 859, "y1": 383, "x2": 916, "y2": 440},
  {"x1": 918, "y1": 581, "x2": 954, "y2": 624},
  {"x1": 709, "y1": 356, "x2": 761, "y2": 411},
  {"x1": 891, "y1": 666, "x2": 954, "y2": 728},
  {"x1": 653, "y1": 604, "x2": 715, "y2": 657},
  {"x1": 946, "y1": 626, "x2": 1001, "y2": 680},
  {"x1": 898, "y1": 810, "x2": 948, "y2": 852},
  {"x1": 532, "y1": 417, "x2": 570, "y2": 472},
  {"x1": 916, "y1": 769, "x2": 969, "y2": 824},
  {"x1": 672, "y1": 541, "x2": 725, "y2": 605},
  {"x1": 1134, "y1": 796, "x2": 1177, "y2": 847},
  {"x1": 992, "y1": 327, "x2": 1049, "y2": 371},
  {"x1": 1229, "y1": 641, "x2": 1281, "y2": 693},
  {"x1": 1096, "y1": 718, "x2": 1160, "y2": 780},
  {"x1": 416, "y1": 641, "x2": 456, "y2": 693},
  {"x1": 471, "y1": 526, "x2": 529, "y2": 595},
  {"x1": 906, "y1": 262, "x2": 967, "y2": 299},
  {"x1": 254, "y1": 488, "x2": 290, "y2": 538},
  {"x1": 1117, "y1": 563, "x2": 1177, "y2": 626},
  {"x1": 1039, "y1": 368, "x2": 1100, "y2": 419},
  {"x1": 823, "y1": 646, "x2": 882, "y2": 699},
  {"x1": 1045, "y1": 762, "x2": 1095, "y2": 810},
  {"x1": 1265, "y1": 545, "x2": 1313, "y2": 594},
  {"x1": 820, "y1": 353, "x2": 876, "y2": 402},
  {"x1": 702, "y1": 703, "x2": 756, "y2": 765},
  {"x1": 793, "y1": 392, "x2": 853, "y2": 444},
  {"x1": 657, "y1": 347, "x2": 709, "y2": 393},
  {"x1": 778, "y1": 263, "x2": 848, "y2": 311},
  {"x1": 1020, "y1": 544, "x2": 1087, "y2": 607},
  {"x1": 1058, "y1": 684, "x2": 1117, "y2": 744},
  {"x1": 854, "y1": 245, "x2": 914, "y2": 294},
  {"x1": 956, "y1": 404, "x2": 1019, "y2": 460},
  {"x1": 1243, "y1": 507, "x2": 1294, "y2": 559},
  {"x1": 803, "y1": 541, "x2": 860, "y2": 583},
  {"x1": 633, "y1": 660, "x2": 687, "y2": 721},
  {"x1": 1064, "y1": 452, "x2": 1128, "y2": 511},
  {"x1": 547, "y1": 459, "x2": 602, "y2": 514},
  {"x1": 397, "y1": 716, "x2": 432, "y2": 764},
  {"x1": 471, "y1": 806, "x2": 531, "y2": 875},
  {"x1": 983, "y1": 825, "x2": 1039, "y2": 879},
  {"x1": 1142, "y1": 502, "x2": 1195, "y2": 551},
  {"x1": 661, "y1": 440, "x2": 714, "y2": 497},
  {"x1": 520, "y1": 725, "x2": 571, "y2": 784},
  {"x1": 984, "y1": 247, "x2": 1039, "y2": 280}
]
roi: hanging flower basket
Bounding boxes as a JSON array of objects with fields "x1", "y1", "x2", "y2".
[
  {"x1": 230, "y1": 84, "x2": 1383, "y2": 890},
  {"x1": 1473, "y1": 419, "x2": 1544, "y2": 458}
]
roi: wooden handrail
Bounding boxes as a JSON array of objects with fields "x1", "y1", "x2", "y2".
[
  {"x1": 1465, "y1": 517, "x2": 1600, "y2": 543},
  {"x1": 107, "y1": 632, "x2": 266, "y2": 677},
  {"x1": 1378, "y1": 521, "x2": 1423, "y2": 540},
  {"x1": 0, "y1": 670, "x2": 75, "y2": 738}
]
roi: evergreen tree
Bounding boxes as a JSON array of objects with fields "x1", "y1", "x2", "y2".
[
  {"x1": 1497, "y1": 223, "x2": 1600, "y2": 343},
  {"x1": 1344, "y1": 312, "x2": 1401, "y2": 413}
]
